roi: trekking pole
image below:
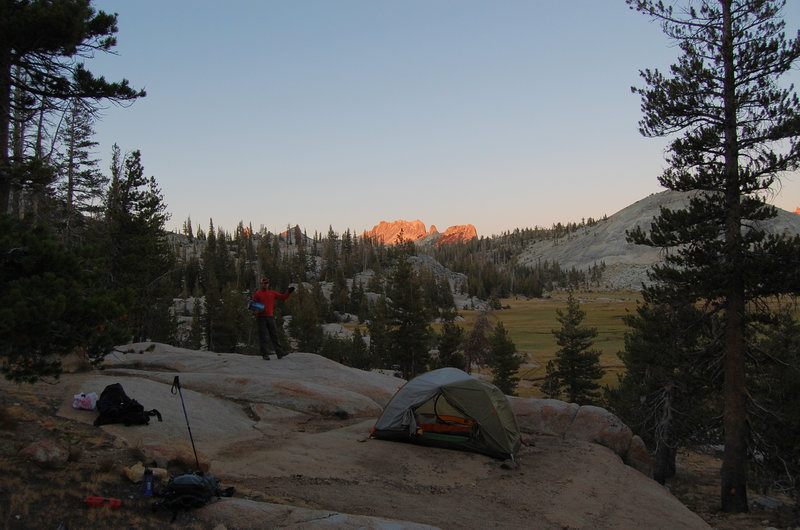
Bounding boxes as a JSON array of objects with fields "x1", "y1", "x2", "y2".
[{"x1": 171, "y1": 376, "x2": 201, "y2": 471}]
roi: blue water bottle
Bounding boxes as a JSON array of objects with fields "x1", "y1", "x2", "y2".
[{"x1": 142, "y1": 468, "x2": 154, "y2": 496}]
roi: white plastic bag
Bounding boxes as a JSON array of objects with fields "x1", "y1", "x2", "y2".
[{"x1": 72, "y1": 392, "x2": 98, "y2": 410}]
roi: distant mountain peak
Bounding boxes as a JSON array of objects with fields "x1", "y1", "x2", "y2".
[{"x1": 362, "y1": 220, "x2": 476, "y2": 245}]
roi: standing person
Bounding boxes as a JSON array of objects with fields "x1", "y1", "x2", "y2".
[{"x1": 252, "y1": 278, "x2": 295, "y2": 360}]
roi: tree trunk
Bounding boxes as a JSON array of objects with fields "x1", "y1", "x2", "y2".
[
  {"x1": 0, "y1": 48, "x2": 12, "y2": 214},
  {"x1": 653, "y1": 384, "x2": 676, "y2": 484},
  {"x1": 719, "y1": 0, "x2": 748, "y2": 513},
  {"x1": 721, "y1": 297, "x2": 748, "y2": 512},
  {"x1": 653, "y1": 443, "x2": 676, "y2": 485}
]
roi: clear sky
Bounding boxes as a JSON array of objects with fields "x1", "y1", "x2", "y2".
[{"x1": 89, "y1": 1, "x2": 799, "y2": 237}]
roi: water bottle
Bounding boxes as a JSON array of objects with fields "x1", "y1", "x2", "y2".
[{"x1": 142, "y1": 468, "x2": 154, "y2": 496}]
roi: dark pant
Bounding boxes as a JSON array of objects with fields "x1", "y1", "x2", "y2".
[{"x1": 257, "y1": 316, "x2": 285, "y2": 357}]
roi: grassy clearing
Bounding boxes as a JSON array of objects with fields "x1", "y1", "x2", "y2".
[{"x1": 459, "y1": 290, "x2": 642, "y2": 398}]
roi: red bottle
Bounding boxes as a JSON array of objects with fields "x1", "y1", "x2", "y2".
[{"x1": 85, "y1": 496, "x2": 121, "y2": 509}]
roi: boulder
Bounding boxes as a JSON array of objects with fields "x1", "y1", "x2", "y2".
[
  {"x1": 624, "y1": 435, "x2": 654, "y2": 477},
  {"x1": 510, "y1": 397, "x2": 653, "y2": 476},
  {"x1": 508, "y1": 396, "x2": 579, "y2": 437},
  {"x1": 19, "y1": 439, "x2": 69, "y2": 469},
  {"x1": 565, "y1": 405, "x2": 634, "y2": 457}
]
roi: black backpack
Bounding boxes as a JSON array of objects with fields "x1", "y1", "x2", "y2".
[
  {"x1": 153, "y1": 471, "x2": 234, "y2": 521},
  {"x1": 93, "y1": 382, "x2": 162, "y2": 426}
]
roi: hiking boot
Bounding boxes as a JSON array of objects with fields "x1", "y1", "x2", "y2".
[{"x1": 261, "y1": 354, "x2": 270, "y2": 360}]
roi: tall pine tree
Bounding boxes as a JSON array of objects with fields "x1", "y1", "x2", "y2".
[
  {"x1": 104, "y1": 146, "x2": 172, "y2": 342},
  {"x1": 627, "y1": 0, "x2": 800, "y2": 511}
]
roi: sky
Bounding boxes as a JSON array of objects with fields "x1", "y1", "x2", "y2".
[{"x1": 89, "y1": 1, "x2": 800, "y2": 238}]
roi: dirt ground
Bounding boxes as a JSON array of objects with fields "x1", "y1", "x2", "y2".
[{"x1": 0, "y1": 379, "x2": 795, "y2": 529}]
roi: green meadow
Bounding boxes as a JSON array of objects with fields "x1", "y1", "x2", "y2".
[{"x1": 459, "y1": 290, "x2": 643, "y2": 398}]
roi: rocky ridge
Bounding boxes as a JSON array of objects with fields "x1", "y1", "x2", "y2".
[
  {"x1": 362, "y1": 219, "x2": 477, "y2": 245},
  {"x1": 517, "y1": 190, "x2": 800, "y2": 290}
]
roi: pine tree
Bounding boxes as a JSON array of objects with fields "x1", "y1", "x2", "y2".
[
  {"x1": 348, "y1": 279, "x2": 367, "y2": 320},
  {"x1": 606, "y1": 292, "x2": 721, "y2": 484},
  {"x1": 747, "y1": 311, "x2": 800, "y2": 498},
  {"x1": 347, "y1": 327, "x2": 371, "y2": 369},
  {"x1": 435, "y1": 313, "x2": 466, "y2": 370},
  {"x1": 0, "y1": 0, "x2": 144, "y2": 213},
  {"x1": 287, "y1": 283, "x2": 323, "y2": 352},
  {"x1": 54, "y1": 100, "x2": 108, "y2": 241},
  {"x1": 104, "y1": 147, "x2": 172, "y2": 342},
  {"x1": 627, "y1": 0, "x2": 800, "y2": 511},
  {"x1": 546, "y1": 291, "x2": 604, "y2": 405},
  {"x1": 367, "y1": 295, "x2": 391, "y2": 368},
  {"x1": 0, "y1": 217, "x2": 127, "y2": 382},
  {"x1": 386, "y1": 253, "x2": 431, "y2": 379},
  {"x1": 462, "y1": 311, "x2": 491, "y2": 374},
  {"x1": 187, "y1": 299, "x2": 203, "y2": 350},
  {"x1": 543, "y1": 360, "x2": 560, "y2": 399},
  {"x1": 486, "y1": 321, "x2": 523, "y2": 395},
  {"x1": 330, "y1": 266, "x2": 350, "y2": 316}
]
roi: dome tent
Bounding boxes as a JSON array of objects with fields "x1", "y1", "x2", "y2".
[{"x1": 370, "y1": 367, "x2": 521, "y2": 460}]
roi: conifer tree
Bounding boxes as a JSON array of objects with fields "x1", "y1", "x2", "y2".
[
  {"x1": 104, "y1": 147, "x2": 172, "y2": 342},
  {"x1": 544, "y1": 291, "x2": 604, "y2": 405},
  {"x1": 747, "y1": 312, "x2": 800, "y2": 498},
  {"x1": 0, "y1": 0, "x2": 145, "y2": 213},
  {"x1": 386, "y1": 252, "x2": 431, "y2": 379},
  {"x1": 606, "y1": 293, "x2": 721, "y2": 484},
  {"x1": 182, "y1": 216, "x2": 194, "y2": 240},
  {"x1": 0, "y1": 217, "x2": 127, "y2": 382},
  {"x1": 54, "y1": 100, "x2": 107, "y2": 240},
  {"x1": 347, "y1": 327, "x2": 371, "y2": 369},
  {"x1": 462, "y1": 310, "x2": 491, "y2": 374},
  {"x1": 367, "y1": 295, "x2": 391, "y2": 368},
  {"x1": 187, "y1": 300, "x2": 203, "y2": 350},
  {"x1": 321, "y1": 226, "x2": 339, "y2": 281},
  {"x1": 627, "y1": 0, "x2": 800, "y2": 511},
  {"x1": 287, "y1": 283, "x2": 323, "y2": 352},
  {"x1": 486, "y1": 321, "x2": 523, "y2": 395},
  {"x1": 435, "y1": 312, "x2": 466, "y2": 370},
  {"x1": 348, "y1": 279, "x2": 367, "y2": 320},
  {"x1": 330, "y1": 266, "x2": 350, "y2": 316}
]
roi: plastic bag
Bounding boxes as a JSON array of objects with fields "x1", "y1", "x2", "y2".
[{"x1": 72, "y1": 392, "x2": 98, "y2": 410}]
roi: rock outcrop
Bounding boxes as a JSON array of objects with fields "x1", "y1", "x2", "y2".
[
  {"x1": 517, "y1": 190, "x2": 800, "y2": 290},
  {"x1": 363, "y1": 219, "x2": 477, "y2": 245},
  {"x1": 362, "y1": 219, "x2": 432, "y2": 243},
  {"x1": 429, "y1": 224, "x2": 478, "y2": 246},
  {"x1": 509, "y1": 397, "x2": 653, "y2": 477},
  {"x1": 33, "y1": 343, "x2": 707, "y2": 529}
]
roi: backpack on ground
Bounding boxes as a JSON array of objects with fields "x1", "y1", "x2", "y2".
[
  {"x1": 93, "y1": 382, "x2": 162, "y2": 426},
  {"x1": 153, "y1": 471, "x2": 234, "y2": 521}
]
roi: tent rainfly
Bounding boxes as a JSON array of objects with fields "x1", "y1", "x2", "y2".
[{"x1": 370, "y1": 367, "x2": 521, "y2": 460}]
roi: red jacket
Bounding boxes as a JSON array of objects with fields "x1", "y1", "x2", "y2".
[{"x1": 252, "y1": 288, "x2": 292, "y2": 317}]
